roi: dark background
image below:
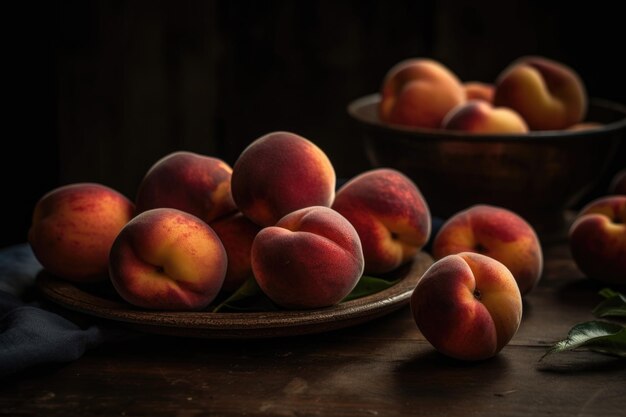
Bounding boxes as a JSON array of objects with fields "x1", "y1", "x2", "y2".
[{"x1": 3, "y1": 0, "x2": 625, "y2": 248}]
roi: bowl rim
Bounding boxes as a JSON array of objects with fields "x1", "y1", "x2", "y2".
[{"x1": 347, "y1": 93, "x2": 626, "y2": 142}]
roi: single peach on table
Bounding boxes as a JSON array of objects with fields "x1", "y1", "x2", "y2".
[
  {"x1": 210, "y1": 211, "x2": 261, "y2": 293},
  {"x1": 251, "y1": 206, "x2": 364, "y2": 309},
  {"x1": 410, "y1": 252, "x2": 523, "y2": 361},
  {"x1": 493, "y1": 55, "x2": 587, "y2": 130},
  {"x1": 231, "y1": 131, "x2": 336, "y2": 227},
  {"x1": 463, "y1": 81, "x2": 495, "y2": 103},
  {"x1": 135, "y1": 151, "x2": 236, "y2": 224},
  {"x1": 332, "y1": 168, "x2": 431, "y2": 275},
  {"x1": 569, "y1": 195, "x2": 626, "y2": 286},
  {"x1": 432, "y1": 204, "x2": 543, "y2": 296},
  {"x1": 28, "y1": 182, "x2": 135, "y2": 282},
  {"x1": 441, "y1": 100, "x2": 529, "y2": 134},
  {"x1": 109, "y1": 208, "x2": 227, "y2": 311},
  {"x1": 378, "y1": 58, "x2": 466, "y2": 129}
]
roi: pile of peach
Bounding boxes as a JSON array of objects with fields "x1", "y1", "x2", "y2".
[
  {"x1": 27, "y1": 130, "x2": 625, "y2": 362},
  {"x1": 378, "y1": 55, "x2": 596, "y2": 133}
]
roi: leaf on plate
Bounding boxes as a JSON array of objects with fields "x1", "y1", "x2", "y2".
[
  {"x1": 341, "y1": 275, "x2": 401, "y2": 302},
  {"x1": 592, "y1": 288, "x2": 626, "y2": 318},
  {"x1": 211, "y1": 278, "x2": 278, "y2": 313},
  {"x1": 212, "y1": 274, "x2": 402, "y2": 312},
  {"x1": 540, "y1": 320, "x2": 626, "y2": 360}
]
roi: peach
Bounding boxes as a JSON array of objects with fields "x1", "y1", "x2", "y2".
[
  {"x1": 28, "y1": 182, "x2": 135, "y2": 282},
  {"x1": 231, "y1": 131, "x2": 336, "y2": 227},
  {"x1": 609, "y1": 169, "x2": 626, "y2": 195},
  {"x1": 331, "y1": 168, "x2": 431, "y2": 274},
  {"x1": 432, "y1": 205, "x2": 543, "y2": 295},
  {"x1": 410, "y1": 252, "x2": 523, "y2": 361},
  {"x1": 135, "y1": 151, "x2": 236, "y2": 224},
  {"x1": 566, "y1": 122, "x2": 603, "y2": 132},
  {"x1": 493, "y1": 55, "x2": 587, "y2": 130},
  {"x1": 251, "y1": 206, "x2": 364, "y2": 309},
  {"x1": 463, "y1": 81, "x2": 495, "y2": 103},
  {"x1": 379, "y1": 58, "x2": 466, "y2": 129},
  {"x1": 441, "y1": 100, "x2": 529, "y2": 133},
  {"x1": 210, "y1": 212, "x2": 261, "y2": 293},
  {"x1": 569, "y1": 195, "x2": 626, "y2": 286},
  {"x1": 109, "y1": 208, "x2": 227, "y2": 310}
]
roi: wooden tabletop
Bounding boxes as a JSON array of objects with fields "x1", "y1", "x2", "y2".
[{"x1": 1, "y1": 240, "x2": 625, "y2": 417}]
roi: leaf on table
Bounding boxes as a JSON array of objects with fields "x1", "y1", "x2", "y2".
[
  {"x1": 592, "y1": 288, "x2": 626, "y2": 318},
  {"x1": 211, "y1": 278, "x2": 278, "y2": 313},
  {"x1": 540, "y1": 320, "x2": 626, "y2": 361},
  {"x1": 341, "y1": 275, "x2": 401, "y2": 302}
]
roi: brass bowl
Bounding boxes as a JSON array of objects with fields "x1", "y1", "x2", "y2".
[{"x1": 347, "y1": 94, "x2": 626, "y2": 237}]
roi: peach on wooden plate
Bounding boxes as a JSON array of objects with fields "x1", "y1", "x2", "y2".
[
  {"x1": 28, "y1": 182, "x2": 135, "y2": 283},
  {"x1": 332, "y1": 168, "x2": 431, "y2": 274},
  {"x1": 410, "y1": 252, "x2": 523, "y2": 361},
  {"x1": 231, "y1": 131, "x2": 336, "y2": 227},
  {"x1": 432, "y1": 204, "x2": 543, "y2": 296},
  {"x1": 135, "y1": 150, "x2": 237, "y2": 224},
  {"x1": 251, "y1": 206, "x2": 364, "y2": 310},
  {"x1": 378, "y1": 58, "x2": 466, "y2": 129},
  {"x1": 109, "y1": 208, "x2": 227, "y2": 311},
  {"x1": 569, "y1": 195, "x2": 626, "y2": 286}
]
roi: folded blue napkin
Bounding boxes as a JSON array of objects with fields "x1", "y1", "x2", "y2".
[{"x1": 0, "y1": 244, "x2": 106, "y2": 378}]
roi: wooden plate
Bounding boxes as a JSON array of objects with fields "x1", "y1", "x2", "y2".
[{"x1": 35, "y1": 252, "x2": 433, "y2": 339}]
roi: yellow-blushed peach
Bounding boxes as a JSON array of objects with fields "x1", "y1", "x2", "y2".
[
  {"x1": 28, "y1": 182, "x2": 135, "y2": 282},
  {"x1": 441, "y1": 100, "x2": 529, "y2": 134},
  {"x1": 109, "y1": 208, "x2": 227, "y2": 310}
]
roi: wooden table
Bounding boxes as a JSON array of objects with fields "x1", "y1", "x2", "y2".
[{"x1": 1, "y1": 240, "x2": 625, "y2": 417}]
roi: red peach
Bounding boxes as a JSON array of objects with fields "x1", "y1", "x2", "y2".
[
  {"x1": 251, "y1": 206, "x2": 364, "y2": 309},
  {"x1": 332, "y1": 168, "x2": 431, "y2": 274},
  {"x1": 28, "y1": 182, "x2": 135, "y2": 282},
  {"x1": 569, "y1": 195, "x2": 626, "y2": 285},
  {"x1": 135, "y1": 151, "x2": 237, "y2": 224},
  {"x1": 210, "y1": 212, "x2": 261, "y2": 293},
  {"x1": 432, "y1": 204, "x2": 543, "y2": 295},
  {"x1": 231, "y1": 131, "x2": 336, "y2": 226},
  {"x1": 441, "y1": 100, "x2": 529, "y2": 134},
  {"x1": 410, "y1": 252, "x2": 523, "y2": 361},
  {"x1": 379, "y1": 58, "x2": 466, "y2": 129}
]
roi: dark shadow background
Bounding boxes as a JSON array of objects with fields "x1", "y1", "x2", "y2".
[{"x1": 3, "y1": 0, "x2": 625, "y2": 248}]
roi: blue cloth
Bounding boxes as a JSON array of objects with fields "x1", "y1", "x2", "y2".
[{"x1": 0, "y1": 244, "x2": 107, "y2": 378}]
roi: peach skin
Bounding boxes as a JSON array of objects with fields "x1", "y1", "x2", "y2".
[
  {"x1": 432, "y1": 204, "x2": 543, "y2": 295},
  {"x1": 109, "y1": 208, "x2": 227, "y2": 311},
  {"x1": 231, "y1": 131, "x2": 336, "y2": 227},
  {"x1": 493, "y1": 55, "x2": 587, "y2": 130},
  {"x1": 441, "y1": 100, "x2": 529, "y2": 133},
  {"x1": 332, "y1": 168, "x2": 431, "y2": 274},
  {"x1": 410, "y1": 252, "x2": 523, "y2": 361},
  {"x1": 569, "y1": 195, "x2": 626, "y2": 286},
  {"x1": 28, "y1": 182, "x2": 135, "y2": 282},
  {"x1": 210, "y1": 211, "x2": 261, "y2": 293},
  {"x1": 463, "y1": 82, "x2": 495, "y2": 103},
  {"x1": 379, "y1": 58, "x2": 466, "y2": 129},
  {"x1": 251, "y1": 206, "x2": 364, "y2": 309},
  {"x1": 135, "y1": 151, "x2": 237, "y2": 224}
]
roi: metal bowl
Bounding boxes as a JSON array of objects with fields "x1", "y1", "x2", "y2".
[{"x1": 347, "y1": 94, "x2": 626, "y2": 237}]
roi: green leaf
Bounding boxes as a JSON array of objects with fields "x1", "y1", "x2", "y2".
[
  {"x1": 592, "y1": 289, "x2": 626, "y2": 318},
  {"x1": 341, "y1": 275, "x2": 400, "y2": 302},
  {"x1": 211, "y1": 278, "x2": 278, "y2": 313},
  {"x1": 540, "y1": 320, "x2": 626, "y2": 360}
]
